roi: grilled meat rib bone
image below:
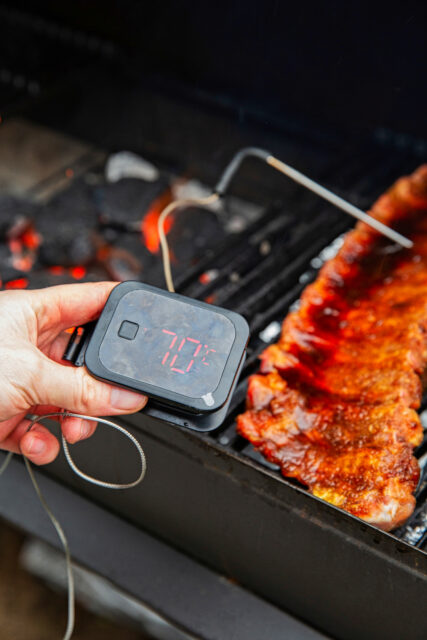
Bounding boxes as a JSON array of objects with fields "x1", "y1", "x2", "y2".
[{"x1": 237, "y1": 165, "x2": 427, "y2": 531}]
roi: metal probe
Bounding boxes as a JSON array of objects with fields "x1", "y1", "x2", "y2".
[
  {"x1": 158, "y1": 147, "x2": 414, "y2": 293},
  {"x1": 214, "y1": 147, "x2": 413, "y2": 249},
  {"x1": 266, "y1": 155, "x2": 413, "y2": 249}
]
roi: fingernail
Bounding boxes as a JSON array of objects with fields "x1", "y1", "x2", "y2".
[
  {"x1": 26, "y1": 436, "x2": 46, "y2": 455},
  {"x1": 80, "y1": 419, "x2": 92, "y2": 440},
  {"x1": 110, "y1": 388, "x2": 146, "y2": 410}
]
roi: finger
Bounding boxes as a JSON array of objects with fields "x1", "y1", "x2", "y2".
[
  {"x1": 30, "y1": 281, "x2": 118, "y2": 335},
  {"x1": 61, "y1": 415, "x2": 97, "y2": 444},
  {"x1": 0, "y1": 420, "x2": 27, "y2": 453},
  {"x1": 35, "y1": 352, "x2": 148, "y2": 416},
  {"x1": 13, "y1": 420, "x2": 60, "y2": 465},
  {"x1": 0, "y1": 413, "x2": 26, "y2": 444},
  {"x1": 0, "y1": 408, "x2": 60, "y2": 447},
  {"x1": 46, "y1": 331, "x2": 77, "y2": 364}
]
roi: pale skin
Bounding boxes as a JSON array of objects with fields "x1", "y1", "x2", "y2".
[{"x1": 0, "y1": 282, "x2": 147, "y2": 465}]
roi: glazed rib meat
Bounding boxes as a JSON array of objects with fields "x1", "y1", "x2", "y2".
[{"x1": 237, "y1": 165, "x2": 427, "y2": 531}]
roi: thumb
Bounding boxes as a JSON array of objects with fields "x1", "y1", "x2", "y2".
[{"x1": 35, "y1": 354, "x2": 147, "y2": 416}]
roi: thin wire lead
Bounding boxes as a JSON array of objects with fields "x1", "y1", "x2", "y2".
[
  {"x1": 0, "y1": 446, "x2": 74, "y2": 640},
  {"x1": 60, "y1": 413, "x2": 146, "y2": 489},
  {"x1": 158, "y1": 194, "x2": 220, "y2": 293},
  {"x1": 24, "y1": 455, "x2": 75, "y2": 640},
  {"x1": 0, "y1": 411, "x2": 147, "y2": 640}
]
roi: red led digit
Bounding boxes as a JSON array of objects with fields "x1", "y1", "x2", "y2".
[
  {"x1": 162, "y1": 329, "x2": 177, "y2": 349},
  {"x1": 161, "y1": 333, "x2": 208, "y2": 374},
  {"x1": 202, "y1": 347, "x2": 216, "y2": 366},
  {"x1": 183, "y1": 339, "x2": 201, "y2": 373},
  {"x1": 161, "y1": 352, "x2": 169, "y2": 365},
  {"x1": 170, "y1": 352, "x2": 185, "y2": 374},
  {"x1": 161, "y1": 329, "x2": 177, "y2": 366},
  {"x1": 167, "y1": 336, "x2": 204, "y2": 374}
]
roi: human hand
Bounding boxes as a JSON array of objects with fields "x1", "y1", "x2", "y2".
[{"x1": 0, "y1": 282, "x2": 147, "y2": 465}]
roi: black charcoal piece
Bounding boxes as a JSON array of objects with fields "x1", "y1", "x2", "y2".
[
  {"x1": 37, "y1": 180, "x2": 98, "y2": 267},
  {"x1": 167, "y1": 207, "x2": 225, "y2": 264},
  {"x1": 95, "y1": 177, "x2": 170, "y2": 228},
  {"x1": 95, "y1": 230, "x2": 154, "y2": 282}
]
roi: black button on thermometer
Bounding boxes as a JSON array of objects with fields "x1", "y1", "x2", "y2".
[{"x1": 64, "y1": 281, "x2": 249, "y2": 431}]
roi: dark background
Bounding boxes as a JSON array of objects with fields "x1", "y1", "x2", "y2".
[{"x1": 6, "y1": 0, "x2": 427, "y2": 138}]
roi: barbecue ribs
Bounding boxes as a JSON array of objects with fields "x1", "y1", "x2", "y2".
[{"x1": 237, "y1": 165, "x2": 427, "y2": 531}]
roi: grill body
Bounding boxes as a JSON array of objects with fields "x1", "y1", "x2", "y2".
[
  {"x1": 46, "y1": 412, "x2": 427, "y2": 640},
  {"x1": 41, "y1": 118, "x2": 427, "y2": 640},
  {"x1": 42, "y1": 134, "x2": 427, "y2": 640}
]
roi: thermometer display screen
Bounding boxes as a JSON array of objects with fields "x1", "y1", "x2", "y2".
[{"x1": 98, "y1": 289, "x2": 236, "y2": 401}]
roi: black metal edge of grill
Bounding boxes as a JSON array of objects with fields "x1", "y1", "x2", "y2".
[{"x1": 44, "y1": 408, "x2": 427, "y2": 640}]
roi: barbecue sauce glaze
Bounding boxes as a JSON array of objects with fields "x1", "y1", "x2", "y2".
[{"x1": 238, "y1": 165, "x2": 427, "y2": 531}]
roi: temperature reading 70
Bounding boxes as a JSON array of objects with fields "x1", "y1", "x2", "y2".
[{"x1": 161, "y1": 330, "x2": 216, "y2": 374}]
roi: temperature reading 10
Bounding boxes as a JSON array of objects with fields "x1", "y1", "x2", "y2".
[{"x1": 161, "y1": 329, "x2": 216, "y2": 375}]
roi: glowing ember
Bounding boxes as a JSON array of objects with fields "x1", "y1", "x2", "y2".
[
  {"x1": 199, "y1": 272, "x2": 210, "y2": 285},
  {"x1": 21, "y1": 226, "x2": 41, "y2": 250},
  {"x1": 5, "y1": 278, "x2": 29, "y2": 290},
  {"x1": 141, "y1": 190, "x2": 174, "y2": 254},
  {"x1": 70, "y1": 266, "x2": 86, "y2": 280}
]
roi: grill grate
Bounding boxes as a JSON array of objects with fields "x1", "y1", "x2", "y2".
[{"x1": 176, "y1": 142, "x2": 427, "y2": 551}]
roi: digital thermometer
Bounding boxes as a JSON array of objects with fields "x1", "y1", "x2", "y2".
[{"x1": 64, "y1": 282, "x2": 249, "y2": 430}]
